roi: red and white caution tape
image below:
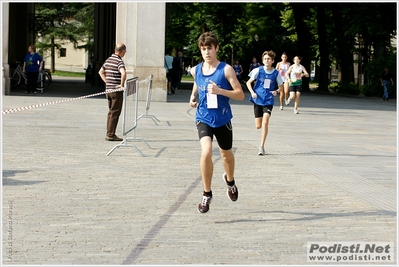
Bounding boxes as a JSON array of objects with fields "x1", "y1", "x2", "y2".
[{"x1": 2, "y1": 87, "x2": 125, "y2": 115}]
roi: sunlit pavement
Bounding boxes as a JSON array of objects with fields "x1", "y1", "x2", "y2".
[{"x1": 2, "y1": 78, "x2": 396, "y2": 265}]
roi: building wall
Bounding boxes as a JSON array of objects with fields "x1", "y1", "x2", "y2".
[{"x1": 43, "y1": 41, "x2": 89, "y2": 73}]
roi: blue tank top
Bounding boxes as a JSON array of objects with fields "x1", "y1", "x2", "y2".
[
  {"x1": 195, "y1": 62, "x2": 233, "y2": 128},
  {"x1": 233, "y1": 64, "x2": 241, "y2": 75},
  {"x1": 250, "y1": 67, "x2": 278, "y2": 106},
  {"x1": 250, "y1": 62, "x2": 260, "y2": 71}
]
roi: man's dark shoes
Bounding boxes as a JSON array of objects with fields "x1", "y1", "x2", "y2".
[
  {"x1": 197, "y1": 194, "x2": 212, "y2": 213},
  {"x1": 105, "y1": 135, "x2": 123, "y2": 141},
  {"x1": 223, "y1": 172, "x2": 238, "y2": 201}
]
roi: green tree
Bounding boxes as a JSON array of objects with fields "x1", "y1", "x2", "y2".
[
  {"x1": 165, "y1": 2, "x2": 396, "y2": 97},
  {"x1": 316, "y1": 4, "x2": 330, "y2": 91},
  {"x1": 166, "y1": 3, "x2": 288, "y2": 73},
  {"x1": 74, "y1": 3, "x2": 95, "y2": 63},
  {"x1": 330, "y1": 4, "x2": 354, "y2": 85},
  {"x1": 290, "y1": 3, "x2": 314, "y2": 91},
  {"x1": 330, "y1": 3, "x2": 396, "y2": 96},
  {"x1": 243, "y1": 3, "x2": 288, "y2": 54},
  {"x1": 34, "y1": 3, "x2": 93, "y2": 72},
  {"x1": 346, "y1": 3, "x2": 396, "y2": 96},
  {"x1": 167, "y1": 3, "x2": 247, "y2": 64}
]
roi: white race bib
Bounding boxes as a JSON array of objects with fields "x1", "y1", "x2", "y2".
[
  {"x1": 263, "y1": 79, "x2": 271, "y2": 89},
  {"x1": 206, "y1": 93, "x2": 218, "y2": 109}
]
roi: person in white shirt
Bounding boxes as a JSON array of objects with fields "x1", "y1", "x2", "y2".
[{"x1": 284, "y1": 56, "x2": 310, "y2": 114}]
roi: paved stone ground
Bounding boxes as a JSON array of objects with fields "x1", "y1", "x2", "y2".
[{"x1": 2, "y1": 77, "x2": 397, "y2": 265}]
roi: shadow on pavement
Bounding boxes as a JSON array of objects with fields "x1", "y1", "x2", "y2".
[{"x1": 8, "y1": 76, "x2": 105, "y2": 99}]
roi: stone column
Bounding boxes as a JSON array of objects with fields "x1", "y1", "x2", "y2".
[
  {"x1": 3, "y1": 3, "x2": 33, "y2": 95},
  {"x1": 116, "y1": 2, "x2": 167, "y2": 102},
  {"x1": 2, "y1": 2, "x2": 9, "y2": 95}
]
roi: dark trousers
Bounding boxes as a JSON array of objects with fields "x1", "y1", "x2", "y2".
[
  {"x1": 106, "y1": 91, "x2": 123, "y2": 137},
  {"x1": 26, "y1": 71, "x2": 39, "y2": 93},
  {"x1": 172, "y1": 70, "x2": 182, "y2": 89}
]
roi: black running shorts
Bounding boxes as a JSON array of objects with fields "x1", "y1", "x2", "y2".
[
  {"x1": 254, "y1": 104, "x2": 273, "y2": 118},
  {"x1": 196, "y1": 121, "x2": 233, "y2": 150},
  {"x1": 289, "y1": 84, "x2": 302, "y2": 92}
]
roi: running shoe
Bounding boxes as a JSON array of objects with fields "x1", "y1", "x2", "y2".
[
  {"x1": 294, "y1": 109, "x2": 299, "y2": 114},
  {"x1": 279, "y1": 106, "x2": 283, "y2": 110},
  {"x1": 258, "y1": 146, "x2": 265, "y2": 156},
  {"x1": 285, "y1": 98, "x2": 291, "y2": 105},
  {"x1": 223, "y1": 172, "x2": 238, "y2": 201},
  {"x1": 197, "y1": 194, "x2": 212, "y2": 213}
]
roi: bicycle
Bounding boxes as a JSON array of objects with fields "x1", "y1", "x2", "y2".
[{"x1": 10, "y1": 61, "x2": 52, "y2": 93}]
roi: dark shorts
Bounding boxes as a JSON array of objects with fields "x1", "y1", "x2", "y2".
[
  {"x1": 196, "y1": 121, "x2": 233, "y2": 150},
  {"x1": 166, "y1": 71, "x2": 173, "y2": 82},
  {"x1": 254, "y1": 104, "x2": 273, "y2": 118},
  {"x1": 289, "y1": 85, "x2": 302, "y2": 93}
]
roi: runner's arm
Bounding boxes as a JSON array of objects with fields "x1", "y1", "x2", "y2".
[
  {"x1": 301, "y1": 67, "x2": 310, "y2": 78},
  {"x1": 207, "y1": 64, "x2": 244, "y2": 101},
  {"x1": 189, "y1": 82, "x2": 198, "y2": 108},
  {"x1": 189, "y1": 67, "x2": 198, "y2": 108}
]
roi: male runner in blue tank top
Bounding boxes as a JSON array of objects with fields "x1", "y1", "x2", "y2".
[
  {"x1": 189, "y1": 32, "x2": 245, "y2": 213},
  {"x1": 246, "y1": 50, "x2": 284, "y2": 156}
]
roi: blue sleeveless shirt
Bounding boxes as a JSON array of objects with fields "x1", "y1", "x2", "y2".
[
  {"x1": 195, "y1": 62, "x2": 233, "y2": 128},
  {"x1": 233, "y1": 64, "x2": 241, "y2": 79},
  {"x1": 250, "y1": 67, "x2": 279, "y2": 106}
]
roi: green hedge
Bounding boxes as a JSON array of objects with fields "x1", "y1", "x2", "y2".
[{"x1": 334, "y1": 82, "x2": 360, "y2": 95}]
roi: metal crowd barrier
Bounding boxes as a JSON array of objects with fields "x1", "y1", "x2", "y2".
[
  {"x1": 137, "y1": 74, "x2": 160, "y2": 125},
  {"x1": 106, "y1": 76, "x2": 152, "y2": 157}
]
